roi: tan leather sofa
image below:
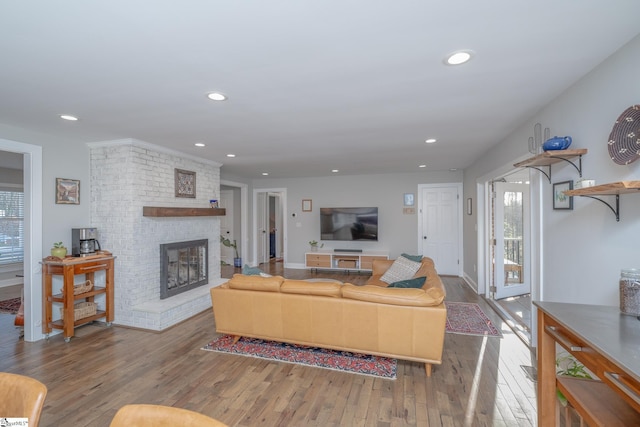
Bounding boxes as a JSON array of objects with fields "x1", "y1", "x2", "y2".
[{"x1": 210, "y1": 257, "x2": 446, "y2": 376}]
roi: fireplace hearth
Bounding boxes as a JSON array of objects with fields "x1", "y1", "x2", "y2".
[{"x1": 160, "y1": 239, "x2": 208, "y2": 299}]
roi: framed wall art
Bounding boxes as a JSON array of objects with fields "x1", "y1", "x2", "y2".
[
  {"x1": 403, "y1": 193, "x2": 415, "y2": 206},
  {"x1": 175, "y1": 169, "x2": 196, "y2": 198},
  {"x1": 553, "y1": 180, "x2": 573, "y2": 210},
  {"x1": 55, "y1": 178, "x2": 80, "y2": 204},
  {"x1": 302, "y1": 199, "x2": 312, "y2": 212}
]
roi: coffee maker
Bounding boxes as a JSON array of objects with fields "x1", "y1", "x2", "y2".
[{"x1": 72, "y1": 228, "x2": 101, "y2": 257}]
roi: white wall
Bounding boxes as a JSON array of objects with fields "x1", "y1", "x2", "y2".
[
  {"x1": 0, "y1": 124, "x2": 91, "y2": 250},
  {"x1": 253, "y1": 170, "x2": 463, "y2": 266},
  {"x1": 464, "y1": 34, "x2": 640, "y2": 306}
]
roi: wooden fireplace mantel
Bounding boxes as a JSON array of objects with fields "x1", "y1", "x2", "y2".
[{"x1": 142, "y1": 206, "x2": 226, "y2": 217}]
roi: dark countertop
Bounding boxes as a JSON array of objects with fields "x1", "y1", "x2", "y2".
[{"x1": 534, "y1": 301, "x2": 640, "y2": 383}]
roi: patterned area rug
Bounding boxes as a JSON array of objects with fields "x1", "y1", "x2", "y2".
[
  {"x1": 0, "y1": 297, "x2": 21, "y2": 314},
  {"x1": 202, "y1": 335, "x2": 397, "y2": 379},
  {"x1": 445, "y1": 301, "x2": 502, "y2": 337}
]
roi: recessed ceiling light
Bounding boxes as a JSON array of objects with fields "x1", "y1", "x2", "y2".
[
  {"x1": 331, "y1": 169, "x2": 339, "y2": 173},
  {"x1": 419, "y1": 164, "x2": 427, "y2": 168},
  {"x1": 425, "y1": 138, "x2": 437, "y2": 144},
  {"x1": 207, "y1": 92, "x2": 227, "y2": 101},
  {"x1": 450, "y1": 168, "x2": 458, "y2": 171},
  {"x1": 445, "y1": 50, "x2": 473, "y2": 66},
  {"x1": 262, "y1": 172, "x2": 269, "y2": 176},
  {"x1": 226, "y1": 154, "x2": 236, "y2": 158},
  {"x1": 194, "y1": 143, "x2": 205, "y2": 147},
  {"x1": 60, "y1": 114, "x2": 78, "y2": 121}
]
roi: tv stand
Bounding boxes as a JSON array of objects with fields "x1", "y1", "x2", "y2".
[{"x1": 305, "y1": 250, "x2": 388, "y2": 272}]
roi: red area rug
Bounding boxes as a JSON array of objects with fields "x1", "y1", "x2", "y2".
[
  {"x1": 202, "y1": 335, "x2": 397, "y2": 379},
  {"x1": 0, "y1": 297, "x2": 21, "y2": 314},
  {"x1": 445, "y1": 301, "x2": 502, "y2": 337}
]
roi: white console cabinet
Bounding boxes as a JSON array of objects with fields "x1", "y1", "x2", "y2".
[{"x1": 305, "y1": 251, "x2": 388, "y2": 272}]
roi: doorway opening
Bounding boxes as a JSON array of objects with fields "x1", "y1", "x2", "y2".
[
  {"x1": 487, "y1": 169, "x2": 532, "y2": 344},
  {"x1": 220, "y1": 180, "x2": 248, "y2": 272},
  {"x1": 0, "y1": 140, "x2": 43, "y2": 342},
  {"x1": 253, "y1": 188, "x2": 286, "y2": 268}
]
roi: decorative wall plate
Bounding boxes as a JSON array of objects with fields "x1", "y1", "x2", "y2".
[{"x1": 608, "y1": 105, "x2": 640, "y2": 165}]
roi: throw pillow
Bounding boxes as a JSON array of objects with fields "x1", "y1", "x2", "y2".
[
  {"x1": 388, "y1": 276, "x2": 426, "y2": 288},
  {"x1": 380, "y1": 256, "x2": 421, "y2": 284},
  {"x1": 401, "y1": 253, "x2": 423, "y2": 263}
]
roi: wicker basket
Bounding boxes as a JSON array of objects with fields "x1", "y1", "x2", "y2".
[
  {"x1": 60, "y1": 301, "x2": 97, "y2": 320},
  {"x1": 60, "y1": 280, "x2": 93, "y2": 296}
]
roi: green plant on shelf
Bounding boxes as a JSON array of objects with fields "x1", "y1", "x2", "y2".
[
  {"x1": 308, "y1": 240, "x2": 323, "y2": 248},
  {"x1": 53, "y1": 241, "x2": 65, "y2": 248},
  {"x1": 556, "y1": 352, "x2": 592, "y2": 406}
]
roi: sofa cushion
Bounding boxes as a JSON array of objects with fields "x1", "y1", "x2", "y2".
[
  {"x1": 388, "y1": 276, "x2": 426, "y2": 288},
  {"x1": 379, "y1": 256, "x2": 421, "y2": 284},
  {"x1": 227, "y1": 274, "x2": 284, "y2": 292},
  {"x1": 281, "y1": 279, "x2": 342, "y2": 297},
  {"x1": 341, "y1": 283, "x2": 444, "y2": 307}
]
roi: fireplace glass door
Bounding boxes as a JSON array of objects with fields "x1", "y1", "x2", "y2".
[{"x1": 160, "y1": 239, "x2": 208, "y2": 299}]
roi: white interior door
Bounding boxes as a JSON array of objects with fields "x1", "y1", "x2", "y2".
[
  {"x1": 219, "y1": 190, "x2": 234, "y2": 264},
  {"x1": 494, "y1": 182, "x2": 531, "y2": 299},
  {"x1": 419, "y1": 184, "x2": 460, "y2": 275}
]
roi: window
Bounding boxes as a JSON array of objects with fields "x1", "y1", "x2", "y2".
[{"x1": 0, "y1": 189, "x2": 24, "y2": 265}]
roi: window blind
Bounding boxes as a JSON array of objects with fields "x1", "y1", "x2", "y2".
[{"x1": 0, "y1": 190, "x2": 24, "y2": 265}]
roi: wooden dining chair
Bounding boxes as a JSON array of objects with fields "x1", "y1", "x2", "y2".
[
  {"x1": 109, "y1": 404, "x2": 228, "y2": 427},
  {"x1": 0, "y1": 372, "x2": 47, "y2": 427}
]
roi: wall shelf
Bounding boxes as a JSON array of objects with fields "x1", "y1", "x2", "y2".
[
  {"x1": 142, "y1": 207, "x2": 226, "y2": 217},
  {"x1": 514, "y1": 149, "x2": 588, "y2": 183},
  {"x1": 563, "y1": 181, "x2": 640, "y2": 222}
]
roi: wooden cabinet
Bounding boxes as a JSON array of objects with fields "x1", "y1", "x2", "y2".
[
  {"x1": 305, "y1": 253, "x2": 331, "y2": 268},
  {"x1": 535, "y1": 301, "x2": 640, "y2": 426},
  {"x1": 305, "y1": 251, "x2": 388, "y2": 272},
  {"x1": 42, "y1": 254, "x2": 116, "y2": 342}
]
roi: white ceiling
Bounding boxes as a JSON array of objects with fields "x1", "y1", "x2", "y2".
[{"x1": 1, "y1": 1, "x2": 639, "y2": 178}]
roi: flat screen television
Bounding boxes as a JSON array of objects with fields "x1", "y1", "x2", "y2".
[{"x1": 320, "y1": 207, "x2": 378, "y2": 241}]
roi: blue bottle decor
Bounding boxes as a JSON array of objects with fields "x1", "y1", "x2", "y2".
[{"x1": 543, "y1": 136, "x2": 572, "y2": 151}]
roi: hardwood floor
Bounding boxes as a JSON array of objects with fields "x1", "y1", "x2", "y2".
[{"x1": 0, "y1": 263, "x2": 537, "y2": 426}]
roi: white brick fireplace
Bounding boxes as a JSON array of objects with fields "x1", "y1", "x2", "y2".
[{"x1": 88, "y1": 139, "x2": 225, "y2": 331}]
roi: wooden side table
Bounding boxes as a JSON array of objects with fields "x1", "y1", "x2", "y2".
[{"x1": 42, "y1": 254, "x2": 115, "y2": 342}]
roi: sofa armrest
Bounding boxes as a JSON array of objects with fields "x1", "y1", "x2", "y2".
[{"x1": 371, "y1": 259, "x2": 394, "y2": 276}]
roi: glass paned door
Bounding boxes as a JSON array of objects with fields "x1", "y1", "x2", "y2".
[{"x1": 494, "y1": 182, "x2": 530, "y2": 299}]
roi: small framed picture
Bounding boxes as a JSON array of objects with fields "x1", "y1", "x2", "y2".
[
  {"x1": 467, "y1": 198, "x2": 473, "y2": 215},
  {"x1": 302, "y1": 199, "x2": 312, "y2": 212},
  {"x1": 403, "y1": 193, "x2": 415, "y2": 206},
  {"x1": 56, "y1": 178, "x2": 80, "y2": 204},
  {"x1": 175, "y1": 169, "x2": 196, "y2": 198},
  {"x1": 553, "y1": 180, "x2": 573, "y2": 210}
]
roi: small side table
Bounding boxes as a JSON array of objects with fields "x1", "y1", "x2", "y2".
[{"x1": 42, "y1": 254, "x2": 116, "y2": 342}]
